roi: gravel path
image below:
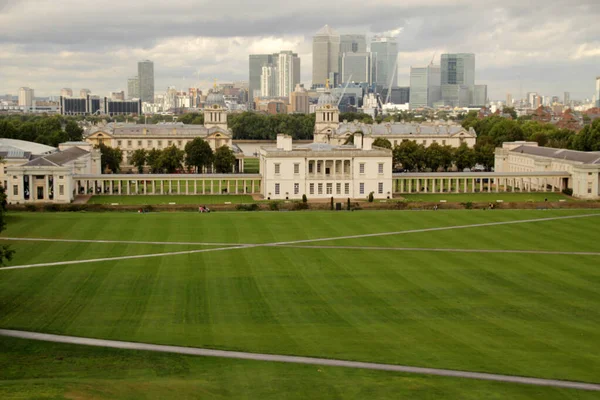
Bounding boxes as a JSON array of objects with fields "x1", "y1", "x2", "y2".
[{"x1": 1, "y1": 329, "x2": 598, "y2": 392}]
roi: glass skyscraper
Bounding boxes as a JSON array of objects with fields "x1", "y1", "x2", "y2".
[
  {"x1": 371, "y1": 37, "x2": 398, "y2": 89},
  {"x1": 137, "y1": 60, "x2": 154, "y2": 103},
  {"x1": 312, "y1": 25, "x2": 340, "y2": 87}
]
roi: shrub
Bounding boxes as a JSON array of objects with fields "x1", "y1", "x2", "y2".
[
  {"x1": 347, "y1": 198, "x2": 351, "y2": 210},
  {"x1": 292, "y1": 201, "x2": 309, "y2": 210},
  {"x1": 562, "y1": 188, "x2": 573, "y2": 196},
  {"x1": 269, "y1": 201, "x2": 279, "y2": 211},
  {"x1": 43, "y1": 204, "x2": 60, "y2": 212},
  {"x1": 330, "y1": 196, "x2": 334, "y2": 210},
  {"x1": 302, "y1": 194, "x2": 307, "y2": 203},
  {"x1": 367, "y1": 192, "x2": 374, "y2": 203},
  {"x1": 24, "y1": 204, "x2": 37, "y2": 212},
  {"x1": 462, "y1": 201, "x2": 473, "y2": 210},
  {"x1": 236, "y1": 203, "x2": 259, "y2": 211}
]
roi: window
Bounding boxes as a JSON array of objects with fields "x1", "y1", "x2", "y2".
[
  {"x1": 318, "y1": 183, "x2": 323, "y2": 194},
  {"x1": 442, "y1": 140, "x2": 446, "y2": 145},
  {"x1": 378, "y1": 182, "x2": 384, "y2": 194},
  {"x1": 308, "y1": 163, "x2": 314, "y2": 174},
  {"x1": 275, "y1": 183, "x2": 280, "y2": 195},
  {"x1": 168, "y1": 140, "x2": 172, "y2": 146},
  {"x1": 294, "y1": 163, "x2": 300, "y2": 174},
  {"x1": 158, "y1": 141, "x2": 162, "y2": 147},
  {"x1": 117, "y1": 140, "x2": 122, "y2": 146},
  {"x1": 359, "y1": 183, "x2": 365, "y2": 195},
  {"x1": 274, "y1": 163, "x2": 280, "y2": 174},
  {"x1": 127, "y1": 140, "x2": 132, "y2": 147},
  {"x1": 326, "y1": 183, "x2": 332, "y2": 195},
  {"x1": 294, "y1": 183, "x2": 299, "y2": 195},
  {"x1": 345, "y1": 183, "x2": 349, "y2": 195},
  {"x1": 309, "y1": 183, "x2": 314, "y2": 195},
  {"x1": 137, "y1": 140, "x2": 142, "y2": 146},
  {"x1": 336, "y1": 183, "x2": 341, "y2": 195},
  {"x1": 178, "y1": 140, "x2": 182, "y2": 146},
  {"x1": 317, "y1": 162, "x2": 322, "y2": 173},
  {"x1": 378, "y1": 163, "x2": 384, "y2": 174},
  {"x1": 58, "y1": 176, "x2": 64, "y2": 179},
  {"x1": 13, "y1": 185, "x2": 18, "y2": 196},
  {"x1": 59, "y1": 185, "x2": 64, "y2": 196},
  {"x1": 147, "y1": 141, "x2": 153, "y2": 148},
  {"x1": 359, "y1": 163, "x2": 365, "y2": 174}
]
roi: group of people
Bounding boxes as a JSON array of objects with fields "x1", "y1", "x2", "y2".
[{"x1": 198, "y1": 206, "x2": 211, "y2": 213}]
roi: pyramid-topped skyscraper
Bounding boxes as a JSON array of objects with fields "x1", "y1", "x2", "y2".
[{"x1": 312, "y1": 25, "x2": 340, "y2": 88}]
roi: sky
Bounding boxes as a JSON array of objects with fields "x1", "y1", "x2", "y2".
[{"x1": 1, "y1": 0, "x2": 599, "y2": 101}]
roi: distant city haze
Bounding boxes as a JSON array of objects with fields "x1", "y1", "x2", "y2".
[{"x1": 0, "y1": 0, "x2": 598, "y2": 100}]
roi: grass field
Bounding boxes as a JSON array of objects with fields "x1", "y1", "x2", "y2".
[
  {"x1": 88, "y1": 195, "x2": 255, "y2": 205},
  {"x1": 399, "y1": 192, "x2": 572, "y2": 202},
  {"x1": 243, "y1": 157, "x2": 260, "y2": 173},
  {"x1": 1, "y1": 210, "x2": 599, "y2": 398}
]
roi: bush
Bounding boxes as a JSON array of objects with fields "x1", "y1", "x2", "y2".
[
  {"x1": 292, "y1": 201, "x2": 309, "y2": 210},
  {"x1": 269, "y1": 201, "x2": 279, "y2": 211},
  {"x1": 236, "y1": 203, "x2": 259, "y2": 211},
  {"x1": 462, "y1": 201, "x2": 473, "y2": 210},
  {"x1": 368, "y1": 192, "x2": 374, "y2": 202},
  {"x1": 347, "y1": 198, "x2": 351, "y2": 211},
  {"x1": 24, "y1": 204, "x2": 37, "y2": 212},
  {"x1": 330, "y1": 196, "x2": 334, "y2": 210},
  {"x1": 562, "y1": 188, "x2": 573, "y2": 196},
  {"x1": 43, "y1": 204, "x2": 60, "y2": 212},
  {"x1": 302, "y1": 194, "x2": 307, "y2": 203}
]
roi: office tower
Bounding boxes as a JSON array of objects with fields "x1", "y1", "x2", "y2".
[
  {"x1": 564, "y1": 92, "x2": 570, "y2": 106},
  {"x1": 110, "y1": 91, "x2": 125, "y2": 101},
  {"x1": 341, "y1": 52, "x2": 374, "y2": 84},
  {"x1": 340, "y1": 34, "x2": 367, "y2": 54},
  {"x1": 551, "y1": 96, "x2": 559, "y2": 104},
  {"x1": 290, "y1": 84, "x2": 309, "y2": 114},
  {"x1": 276, "y1": 51, "x2": 301, "y2": 98},
  {"x1": 60, "y1": 88, "x2": 73, "y2": 97},
  {"x1": 409, "y1": 65, "x2": 441, "y2": 108},
  {"x1": 381, "y1": 87, "x2": 410, "y2": 104},
  {"x1": 596, "y1": 77, "x2": 600, "y2": 107},
  {"x1": 127, "y1": 77, "x2": 139, "y2": 100},
  {"x1": 312, "y1": 25, "x2": 340, "y2": 87},
  {"x1": 18, "y1": 87, "x2": 34, "y2": 107},
  {"x1": 249, "y1": 54, "x2": 274, "y2": 105},
  {"x1": 260, "y1": 64, "x2": 278, "y2": 97},
  {"x1": 527, "y1": 92, "x2": 538, "y2": 108},
  {"x1": 371, "y1": 36, "x2": 398, "y2": 88},
  {"x1": 138, "y1": 60, "x2": 154, "y2": 103},
  {"x1": 80, "y1": 89, "x2": 91, "y2": 98},
  {"x1": 471, "y1": 85, "x2": 487, "y2": 106},
  {"x1": 441, "y1": 54, "x2": 475, "y2": 86},
  {"x1": 506, "y1": 93, "x2": 513, "y2": 107}
]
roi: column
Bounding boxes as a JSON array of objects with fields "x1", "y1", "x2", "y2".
[
  {"x1": 495, "y1": 178, "x2": 499, "y2": 192},
  {"x1": 169, "y1": 180, "x2": 172, "y2": 194},
  {"x1": 479, "y1": 178, "x2": 483, "y2": 193},
  {"x1": 194, "y1": 180, "x2": 197, "y2": 194},
  {"x1": 101, "y1": 180, "x2": 105, "y2": 194},
  {"x1": 455, "y1": 178, "x2": 459, "y2": 193},
  {"x1": 135, "y1": 180, "x2": 138, "y2": 194},
  {"x1": 487, "y1": 177, "x2": 491, "y2": 192},
  {"x1": 160, "y1": 180, "x2": 164, "y2": 194},
  {"x1": 127, "y1": 180, "x2": 130, "y2": 195},
  {"x1": 152, "y1": 180, "x2": 156, "y2": 195},
  {"x1": 432, "y1": 178, "x2": 436, "y2": 193},
  {"x1": 219, "y1": 180, "x2": 222, "y2": 194},
  {"x1": 408, "y1": 179, "x2": 412, "y2": 193},
  {"x1": 235, "y1": 180, "x2": 238, "y2": 194},
  {"x1": 186, "y1": 180, "x2": 189, "y2": 195},
  {"x1": 202, "y1": 180, "x2": 206, "y2": 194},
  {"x1": 110, "y1": 180, "x2": 113, "y2": 195},
  {"x1": 424, "y1": 179, "x2": 428, "y2": 193},
  {"x1": 543, "y1": 178, "x2": 547, "y2": 192}
]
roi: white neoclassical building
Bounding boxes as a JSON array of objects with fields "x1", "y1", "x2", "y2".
[
  {"x1": 84, "y1": 90, "x2": 244, "y2": 172},
  {"x1": 5, "y1": 142, "x2": 101, "y2": 204},
  {"x1": 495, "y1": 141, "x2": 600, "y2": 199}
]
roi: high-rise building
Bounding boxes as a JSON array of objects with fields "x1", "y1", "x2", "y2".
[
  {"x1": 138, "y1": 60, "x2": 154, "y2": 103},
  {"x1": 340, "y1": 34, "x2": 367, "y2": 54},
  {"x1": 18, "y1": 87, "x2": 34, "y2": 107},
  {"x1": 596, "y1": 77, "x2": 600, "y2": 107},
  {"x1": 80, "y1": 89, "x2": 91, "y2": 98},
  {"x1": 471, "y1": 85, "x2": 487, "y2": 106},
  {"x1": 409, "y1": 65, "x2": 441, "y2": 109},
  {"x1": 249, "y1": 54, "x2": 275, "y2": 105},
  {"x1": 441, "y1": 54, "x2": 475, "y2": 86},
  {"x1": 371, "y1": 36, "x2": 398, "y2": 88},
  {"x1": 564, "y1": 92, "x2": 570, "y2": 106},
  {"x1": 381, "y1": 87, "x2": 410, "y2": 104},
  {"x1": 60, "y1": 88, "x2": 73, "y2": 97},
  {"x1": 290, "y1": 84, "x2": 309, "y2": 114},
  {"x1": 110, "y1": 91, "x2": 125, "y2": 101},
  {"x1": 341, "y1": 52, "x2": 375, "y2": 85},
  {"x1": 276, "y1": 51, "x2": 301, "y2": 98},
  {"x1": 260, "y1": 64, "x2": 278, "y2": 98},
  {"x1": 312, "y1": 25, "x2": 340, "y2": 87},
  {"x1": 127, "y1": 77, "x2": 139, "y2": 100},
  {"x1": 506, "y1": 93, "x2": 513, "y2": 107}
]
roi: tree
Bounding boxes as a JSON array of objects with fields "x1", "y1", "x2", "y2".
[
  {"x1": 488, "y1": 119, "x2": 525, "y2": 146},
  {"x1": 473, "y1": 136, "x2": 495, "y2": 171},
  {"x1": 393, "y1": 140, "x2": 425, "y2": 171},
  {"x1": 0, "y1": 186, "x2": 14, "y2": 265},
  {"x1": 503, "y1": 107, "x2": 518, "y2": 119},
  {"x1": 64, "y1": 120, "x2": 84, "y2": 141},
  {"x1": 97, "y1": 143, "x2": 123, "y2": 173},
  {"x1": 213, "y1": 145, "x2": 236, "y2": 173},
  {"x1": 185, "y1": 138, "x2": 214, "y2": 173},
  {"x1": 372, "y1": 137, "x2": 392, "y2": 149},
  {"x1": 146, "y1": 149, "x2": 162, "y2": 173},
  {"x1": 571, "y1": 119, "x2": 600, "y2": 151},
  {"x1": 424, "y1": 142, "x2": 447, "y2": 172},
  {"x1": 131, "y1": 149, "x2": 147, "y2": 173},
  {"x1": 453, "y1": 143, "x2": 476, "y2": 171},
  {"x1": 158, "y1": 145, "x2": 184, "y2": 173}
]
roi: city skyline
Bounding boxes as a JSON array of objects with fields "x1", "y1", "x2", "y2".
[{"x1": 0, "y1": 0, "x2": 598, "y2": 100}]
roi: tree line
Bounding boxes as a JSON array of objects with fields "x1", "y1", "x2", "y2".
[
  {"x1": 98, "y1": 138, "x2": 236, "y2": 174},
  {"x1": 0, "y1": 114, "x2": 83, "y2": 146}
]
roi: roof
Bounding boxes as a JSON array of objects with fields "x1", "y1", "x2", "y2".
[
  {"x1": 394, "y1": 171, "x2": 571, "y2": 178},
  {"x1": 336, "y1": 122, "x2": 473, "y2": 136},
  {"x1": 87, "y1": 123, "x2": 231, "y2": 138},
  {"x1": 23, "y1": 146, "x2": 89, "y2": 167},
  {"x1": 510, "y1": 145, "x2": 600, "y2": 165},
  {"x1": 316, "y1": 24, "x2": 338, "y2": 36},
  {"x1": 0, "y1": 145, "x2": 32, "y2": 160},
  {"x1": 0, "y1": 138, "x2": 56, "y2": 155}
]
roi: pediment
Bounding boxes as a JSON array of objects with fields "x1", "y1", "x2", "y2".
[
  {"x1": 450, "y1": 129, "x2": 475, "y2": 138},
  {"x1": 87, "y1": 130, "x2": 114, "y2": 139}
]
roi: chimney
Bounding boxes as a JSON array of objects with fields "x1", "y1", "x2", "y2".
[
  {"x1": 277, "y1": 134, "x2": 292, "y2": 151},
  {"x1": 362, "y1": 136, "x2": 373, "y2": 150}
]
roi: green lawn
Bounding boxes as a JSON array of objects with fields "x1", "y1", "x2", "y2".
[
  {"x1": 244, "y1": 157, "x2": 260, "y2": 173},
  {"x1": 88, "y1": 195, "x2": 255, "y2": 205},
  {"x1": 399, "y1": 192, "x2": 572, "y2": 202},
  {"x1": 0, "y1": 337, "x2": 595, "y2": 400},
  {"x1": 1, "y1": 210, "x2": 599, "y2": 398}
]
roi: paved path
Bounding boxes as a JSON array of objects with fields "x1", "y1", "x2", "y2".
[
  {"x1": 2, "y1": 213, "x2": 599, "y2": 271},
  {"x1": 0, "y1": 237, "x2": 246, "y2": 247},
  {"x1": 1, "y1": 329, "x2": 598, "y2": 392}
]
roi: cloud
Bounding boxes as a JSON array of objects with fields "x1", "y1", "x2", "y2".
[{"x1": 0, "y1": 0, "x2": 598, "y2": 100}]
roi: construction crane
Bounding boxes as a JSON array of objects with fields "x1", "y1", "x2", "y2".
[
  {"x1": 337, "y1": 74, "x2": 352, "y2": 107},
  {"x1": 384, "y1": 57, "x2": 399, "y2": 105}
]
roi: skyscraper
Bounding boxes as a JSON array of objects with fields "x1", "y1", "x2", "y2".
[
  {"x1": 18, "y1": 87, "x2": 34, "y2": 107},
  {"x1": 441, "y1": 54, "x2": 475, "y2": 86},
  {"x1": 596, "y1": 77, "x2": 600, "y2": 108},
  {"x1": 506, "y1": 93, "x2": 513, "y2": 107},
  {"x1": 249, "y1": 54, "x2": 275, "y2": 104},
  {"x1": 80, "y1": 89, "x2": 91, "y2": 98},
  {"x1": 564, "y1": 92, "x2": 570, "y2": 106},
  {"x1": 312, "y1": 25, "x2": 340, "y2": 87},
  {"x1": 260, "y1": 64, "x2": 278, "y2": 98},
  {"x1": 409, "y1": 65, "x2": 441, "y2": 108},
  {"x1": 341, "y1": 52, "x2": 374, "y2": 85},
  {"x1": 276, "y1": 51, "x2": 301, "y2": 98},
  {"x1": 340, "y1": 34, "x2": 367, "y2": 54},
  {"x1": 371, "y1": 36, "x2": 398, "y2": 88},
  {"x1": 138, "y1": 60, "x2": 154, "y2": 103},
  {"x1": 60, "y1": 88, "x2": 73, "y2": 97},
  {"x1": 290, "y1": 84, "x2": 309, "y2": 114},
  {"x1": 127, "y1": 77, "x2": 139, "y2": 100}
]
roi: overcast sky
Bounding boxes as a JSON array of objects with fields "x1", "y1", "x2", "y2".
[{"x1": 1, "y1": 0, "x2": 599, "y2": 101}]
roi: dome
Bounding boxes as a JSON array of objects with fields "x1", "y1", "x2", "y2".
[
  {"x1": 205, "y1": 91, "x2": 226, "y2": 107},
  {"x1": 317, "y1": 91, "x2": 337, "y2": 107}
]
